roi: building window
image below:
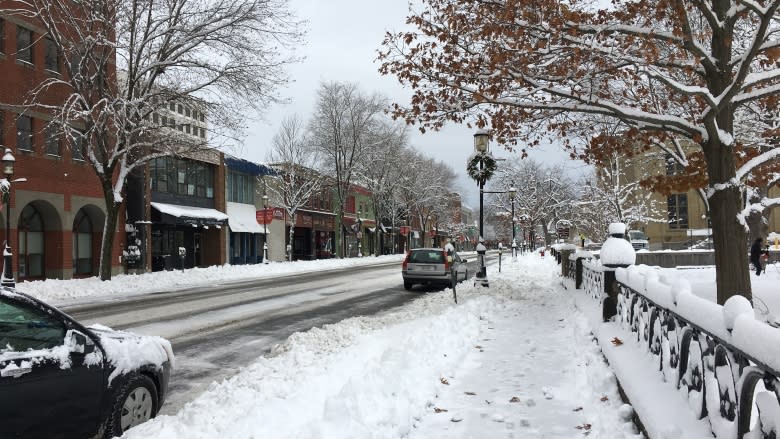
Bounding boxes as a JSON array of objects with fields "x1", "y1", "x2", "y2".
[
  {"x1": 44, "y1": 37, "x2": 59, "y2": 72},
  {"x1": 200, "y1": 127, "x2": 206, "y2": 138},
  {"x1": 665, "y1": 153, "x2": 684, "y2": 176},
  {"x1": 72, "y1": 210, "x2": 93, "y2": 276},
  {"x1": 185, "y1": 124, "x2": 191, "y2": 134},
  {"x1": 169, "y1": 102, "x2": 175, "y2": 111},
  {"x1": 177, "y1": 104, "x2": 183, "y2": 114},
  {"x1": 153, "y1": 112, "x2": 159, "y2": 124},
  {"x1": 227, "y1": 171, "x2": 254, "y2": 204},
  {"x1": 667, "y1": 193, "x2": 688, "y2": 229},
  {"x1": 151, "y1": 157, "x2": 214, "y2": 199},
  {"x1": 45, "y1": 124, "x2": 60, "y2": 156},
  {"x1": 16, "y1": 26, "x2": 32, "y2": 64},
  {"x1": 19, "y1": 204, "x2": 44, "y2": 279},
  {"x1": 16, "y1": 115, "x2": 32, "y2": 151},
  {"x1": 185, "y1": 107, "x2": 191, "y2": 118},
  {"x1": 71, "y1": 131, "x2": 86, "y2": 161},
  {"x1": 0, "y1": 20, "x2": 5, "y2": 53}
]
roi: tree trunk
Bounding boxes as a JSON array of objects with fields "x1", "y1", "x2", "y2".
[
  {"x1": 335, "y1": 209, "x2": 343, "y2": 258},
  {"x1": 288, "y1": 224, "x2": 295, "y2": 262},
  {"x1": 99, "y1": 178, "x2": 119, "y2": 281},
  {"x1": 705, "y1": 141, "x2": 751, "y2": 304}
]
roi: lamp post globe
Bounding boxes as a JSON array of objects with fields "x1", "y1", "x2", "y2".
[{"x1": 2, "y1": 148, "x2": 15, "y2": 288}]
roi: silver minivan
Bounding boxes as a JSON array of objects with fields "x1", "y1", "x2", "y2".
[{"x1": 402, "y1": 248, "x2": 468, "y2": 290}]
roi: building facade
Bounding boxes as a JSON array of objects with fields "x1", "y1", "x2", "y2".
[{"x1": 0, "y1": 11, "x2": 124, "y2": 280}]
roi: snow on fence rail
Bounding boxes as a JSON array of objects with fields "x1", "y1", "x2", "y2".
[{"x1": 569, "y1": 258, "x2": 780, "y2": 439}]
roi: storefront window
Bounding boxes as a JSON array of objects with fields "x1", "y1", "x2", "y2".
[
  {"x1": 19, "y1": 205, "x2": 44, "y2": 279},
  {"x1": 72, "y1": 210, "x2": 93, "y2": 275}
]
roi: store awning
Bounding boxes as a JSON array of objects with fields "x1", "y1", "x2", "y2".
[
  {"x1": 226, "y1": 202, "x2": 268, "y2": 234},
  {"x1": 151, "y1": 202, "x2": 228, "y2": 226}
]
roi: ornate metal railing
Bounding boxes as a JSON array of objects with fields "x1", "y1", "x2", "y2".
[
  {"x1": 615, "y1": 280, "x2": 780, "y2": 439},
  {"x1": 566, "y1": 258, "x2": 576, "y2": 282},
  {"x1": 581, "y1": 260, "x2": 603, "y2": 300}
]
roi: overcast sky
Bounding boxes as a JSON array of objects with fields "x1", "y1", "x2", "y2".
[{"x1": 238, "y1": 0, "x2": 589, "y2": 209}]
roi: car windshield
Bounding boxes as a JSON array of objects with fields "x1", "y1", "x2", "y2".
[
  {"x1": 629, "y1": 231, "x2": 647, "y2": 240},
  {"x1": 409, "y1": 251, "x2": 445, "y2": 264}
]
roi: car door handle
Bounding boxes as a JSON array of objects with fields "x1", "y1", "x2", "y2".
[{"x1": 1, "y1": 367, "x2": 32, "y2": 378}]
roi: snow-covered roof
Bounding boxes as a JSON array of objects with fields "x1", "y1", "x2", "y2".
[
  {"x1": 151, "y1": 202, "x2": 228, "y2": 221},
  {"x1": 227, "y1": 202, "x2": 269, "y2": 234}
]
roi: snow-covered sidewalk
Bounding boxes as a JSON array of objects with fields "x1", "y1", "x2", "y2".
[{"x1": 121, "y1": 253, "x2": 645, "y2": 439}]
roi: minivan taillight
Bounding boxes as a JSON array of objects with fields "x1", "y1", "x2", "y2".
[{"x1": 402, "y1": 252, "x2": 410, "y2": 270}]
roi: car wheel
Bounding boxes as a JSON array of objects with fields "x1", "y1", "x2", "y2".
[
  {"x1": 403, "y1": 281, "x2": 413, "y2": 290},
  {"x1": 105, "y1": 374, "x2": 159, "y2": 438}
]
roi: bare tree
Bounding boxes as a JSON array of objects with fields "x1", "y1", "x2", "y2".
[
  {"x1": 354, "y1": 121, "x2": 410, "y2": 255},
  {"x1": 266, "y1": 115, "x2": 323, "y2": 261},
  {"x1": 310, "y1": 82, "x2": 388, "y2": 258},
  {"x1": 5, "y1": 0, "x2": 304, "y2": 279}
]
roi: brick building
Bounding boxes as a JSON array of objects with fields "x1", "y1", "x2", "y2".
[{"x1": 0, "y1": 11, "x2": 124, "y2": 280}]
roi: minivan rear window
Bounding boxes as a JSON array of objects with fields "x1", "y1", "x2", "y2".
[{"x1": 409, "y1": 250, "x2": 444, "y2": 264}]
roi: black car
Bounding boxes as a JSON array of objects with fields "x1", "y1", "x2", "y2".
[{"x1": 0, "y1": 289, "x2": 173, "y2": 438}]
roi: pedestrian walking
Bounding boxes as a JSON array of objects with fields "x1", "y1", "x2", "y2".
[{"x1": 751, "y1": 237, "x2": 766, "y2": 276}]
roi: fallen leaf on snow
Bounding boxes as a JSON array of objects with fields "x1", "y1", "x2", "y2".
[
  {"x1": 474, "y1": 345, "x2": 483, "y2": 349},
  {"x1": 611, "y1": 337, "x2": 623, "y2": 346},
  {"x1": 573, "y1": 407, "x2": 583, "y2": 412},
  {"x1": 440, "y1": 378, "x2": 450, "y2": 385},
  {"x1": 464, "y1": 391, "x2": 476, "y2": 396},
  {"x1": 509, "y1": 396, "x2": 521, "y2": 403},
  {"x1": 451, "y1": 417, "x2": 463, "y2": 422},
  {"x1": 485, "y1": 400, "x2": 493, "y2": 405},
  {"x1": 600, "y1": 395, "x2": 609, "y2": 402},
  {"x1": 434, "y1": 407, "x2": 448, "y2": 413},
  {"x1": 576, "y1": 423, "x2": 592, "y2": 430}
]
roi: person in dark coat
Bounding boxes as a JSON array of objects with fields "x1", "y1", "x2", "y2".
[{"x1": 751, "y1": 238, "x2": 765, "y2": 276}]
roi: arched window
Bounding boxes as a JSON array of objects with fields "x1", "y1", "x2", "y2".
[
  {"x1": 19, "y1": 205, "x2": 44, "y2": 279},
  {"x1": 73, "y1": 210, "x2": 93, "y2": 276}
]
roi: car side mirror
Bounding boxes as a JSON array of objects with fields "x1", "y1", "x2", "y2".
[
  {"x1": 65, "y1": 329, "x2": 95, "y2": 355},
  {"x1": 462, "y1": 259, "x2": 468, "y2": 263}
]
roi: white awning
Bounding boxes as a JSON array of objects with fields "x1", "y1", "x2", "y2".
[
  {"x1": 151, "y1": 202, "x2": 228, "y2": 221},
  {"x1": 226, "y1": 202, "x2": 268, "y2": 234}
]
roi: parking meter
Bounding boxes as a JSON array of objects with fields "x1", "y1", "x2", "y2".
[
  {"x1": 178, "y1": 246, "x2": 186, "y2": 271},
  {"x1": 498, "y1": 245, "x2": 503, "y2": 272}
]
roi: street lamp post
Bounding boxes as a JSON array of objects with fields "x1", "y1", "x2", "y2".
[
  {"x1": 508, "y1": 183, "x2": 517, "y2": 260},
  {"x1": 357, "y1": 209, "x2": 363, "y2": 257},
  {"x1": 1, "y1": 149, "x2": 15, "y2": 288},
  {"x1": 262, "y1": 193, "x2": 269, "y2": 264},
  {"x1": 472, "y1": 130, "x2": 491, "y2": 286}
]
